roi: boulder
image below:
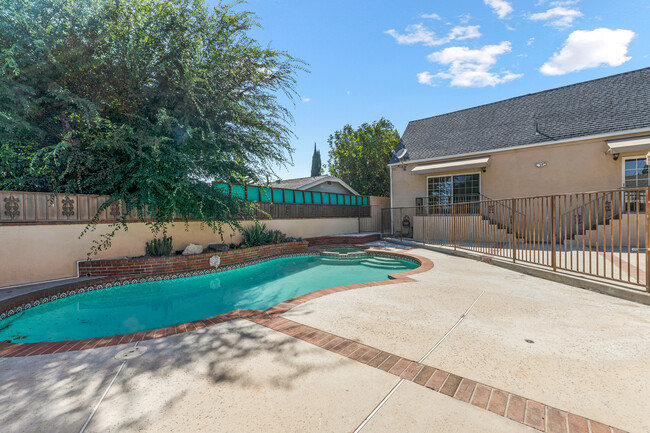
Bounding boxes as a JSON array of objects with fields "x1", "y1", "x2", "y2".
[
  {"x1": 209, "y1": 255, "x2": 221, "y2": 269},
  {"x1": 239, "y1": 244, "x2": 248, "y2": 249},
  {"x1": 182, "y1": 243, "x2": 204, "y2": 255}
]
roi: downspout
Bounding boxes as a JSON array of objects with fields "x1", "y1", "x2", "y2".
[{"x1": 389, "y1": 166, "x2": 394, "y2": 236}]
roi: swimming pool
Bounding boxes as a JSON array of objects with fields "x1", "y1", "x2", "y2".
[{"x1": 0, "y1": 254, "x2": 418, "y2": 343}]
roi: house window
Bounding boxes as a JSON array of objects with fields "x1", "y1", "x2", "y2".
[
  {"x1": 624, "y1": 158, "x2": 649, "y2": 188},
  {"x1": 623, "y1": 158, "x2": 648, "y2": 212},
  {"x1": 427, "y1": 173, "x2": 480, "y2": 204}
]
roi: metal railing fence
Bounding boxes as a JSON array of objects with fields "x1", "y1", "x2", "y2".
[{"x1": 384, "y1": 188, "x2": 650, "y2": 291}]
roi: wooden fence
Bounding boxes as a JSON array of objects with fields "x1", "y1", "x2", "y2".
[{"x1": 0, "y1": 191, "x2": 375, "y2": 225}]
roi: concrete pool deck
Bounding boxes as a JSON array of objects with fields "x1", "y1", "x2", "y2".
[{"x1": 1, "y1": 244, "x2": 648, "y2": 432}]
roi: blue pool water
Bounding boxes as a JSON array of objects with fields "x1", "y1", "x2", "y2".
[{"x1": 0, "y1": 255, "x2": 417, "y2": 343}]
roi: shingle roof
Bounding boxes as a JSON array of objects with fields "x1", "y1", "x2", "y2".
[
  {"x1": 390, "y1": 67, "x2": 650, "y2": 164},
  {"x1": 270, "y1": 175, "x2": 334, "y2": 189},
  {"x1": 269, "y1": 175, "x2": 358, "y2": 194}
]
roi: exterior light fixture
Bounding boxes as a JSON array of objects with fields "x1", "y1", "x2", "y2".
[
  {"x1": 535, "y1": 161, "x2": 547, "y2": 168},
  {"x1": 613, "y1": 153, "x2": 620, "y2": 161}
]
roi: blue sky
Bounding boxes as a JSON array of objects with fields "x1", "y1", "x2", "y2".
[{"x1": 224, "y1": 0, "x2": 650, "y2": 180}]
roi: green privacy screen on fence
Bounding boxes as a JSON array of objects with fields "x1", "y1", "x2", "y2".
[{"x1": 214, "y1": 183, "x2": 368, "y2": 206}]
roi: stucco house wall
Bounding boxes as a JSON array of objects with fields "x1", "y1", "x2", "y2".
[{"x1": 390, "y1": 131, "x2": 650, "y2": 209}]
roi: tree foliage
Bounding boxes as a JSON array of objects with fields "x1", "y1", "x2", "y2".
[
  {"x1": 0, "y1": 0, "x2": 304, "y2": 251},
  {"x1": 310, "y1": 143, "x2": 321, "y2": 177},
  {"x1": 327, "y1": 118, "x2": 399, "y2": 196}
]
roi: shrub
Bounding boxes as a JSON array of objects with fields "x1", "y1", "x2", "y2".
[
  {"x1": 241, "y1": 222, "x2": 268, "y2": 247},
  {"x1": 267, "y1": 229, "x2": 286, "y2": 244},
  {"x1": 241, "y1": 223, "x2": 289, "y2": 247},
  {"x1": 145, "y1": 235, "x2": 173, "y2": 256},
  {"x1": 285, "y1": 236, "x2": 303, "y2": 243}
]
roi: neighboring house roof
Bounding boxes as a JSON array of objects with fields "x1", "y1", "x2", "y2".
[
  {"x1": 270, "y1": 175, "x2": 360, "y2": 195},
  {"x1": 390, "y1": 67, "x2": 650, "y2": 164}
]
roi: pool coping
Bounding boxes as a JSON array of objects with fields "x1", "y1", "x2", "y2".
[{"x1": 0, "y1": 248, "x2": 433, "y2": 357}]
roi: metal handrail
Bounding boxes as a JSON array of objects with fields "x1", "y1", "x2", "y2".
[
  {"x1": 558, "y1": 187, "x2": 629, "y2": 220},
  {"x1": 556, "y1": 189, "x2": 645, "y2": 240}
]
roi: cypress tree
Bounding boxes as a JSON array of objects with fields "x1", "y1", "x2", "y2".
[{"x1": 311, "y1": 143, "x2": 322, "y2": 176}]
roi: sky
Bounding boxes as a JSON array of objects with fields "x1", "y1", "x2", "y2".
[{"x1": 216, "y1": 0, "x2": 650, "y2": 180}]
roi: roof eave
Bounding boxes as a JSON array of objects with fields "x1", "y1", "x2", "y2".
[
  {"x1": 387, "y1": 126, "x2": 650, "y2": 167},
  {"x1": 298, "y1": 177, "x2": 360, "y2": 195}
]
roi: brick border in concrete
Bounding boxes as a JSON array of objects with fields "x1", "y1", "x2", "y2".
[{"x1": 248, "y1": 315, "x2": 628, "y2": 433}]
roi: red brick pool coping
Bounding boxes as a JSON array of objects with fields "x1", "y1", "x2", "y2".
[{"x1": 0, "y1": 248, "x2": 430, "y2": 358}]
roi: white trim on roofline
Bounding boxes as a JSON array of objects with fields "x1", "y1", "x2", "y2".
[
  {"x1": 387, "y1": 126, "x2": 650, "y2": 167},
  {"x1": 299, "y1": 177, "x2": 360, "y2": 196}
]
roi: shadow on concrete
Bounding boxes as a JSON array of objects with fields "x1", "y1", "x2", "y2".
[{"x1": 0, "y1": 318, "x2": 350, "y2": 433}]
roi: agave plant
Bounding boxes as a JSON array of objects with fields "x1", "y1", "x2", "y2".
[
  {"x1": 241, "y1": 223, "x2": 288, "y2": 246},
  {"x1": 241, "y1": 222, "x2": 268, "y2": 247}
]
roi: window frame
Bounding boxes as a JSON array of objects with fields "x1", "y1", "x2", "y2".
[
  {"x1": 621, "y1": 156, "x2": 650, "y2": 189},
  {"x1": 426, "y1": 172, "x2": 482, "y2": 203}
]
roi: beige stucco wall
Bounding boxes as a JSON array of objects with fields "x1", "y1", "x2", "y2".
[
  {"x1": 0, "y1": 218, "x2": 359, "y2": 287},
  {"x1": 391, "y1": 131, "x2": 650, "y2": 208},
  {"x1": 369, "y1": 196, "x2": 390, "y2": 208}
]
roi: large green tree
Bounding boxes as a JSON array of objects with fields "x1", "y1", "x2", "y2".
[
  {"x1": 0, "y1": 0, "x2": 304, "y2": 250},
  {"x1": 327, "y1": 118, "x2": 399, "y2": 196}
]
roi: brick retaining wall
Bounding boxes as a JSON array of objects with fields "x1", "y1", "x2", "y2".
[{"x1": 78, "y1": 241, "x2": 309, "y2": 278}]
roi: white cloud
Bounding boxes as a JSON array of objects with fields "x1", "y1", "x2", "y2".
[
  {"x1": 301, "y1": 97, "x2": 311, "y2": 102},
  {"x1": 527, "y1": 37, "x2": 535, "y2": 46},
  {"x1": 529, "y1": 7, "x2": 582, "y2": 29},
  {"x1": 458, "y1": 13, "x2": 472, "y2": 24},
  {"x1": 550, "y1": 0, "x2": 579, "y2": 5},
  {"x1": 540, "y1": 28, "x2": 635, "y2": 75},
  {"x1": 417, "y1": 71, "x2": 436, "y2": 85},
  {"x1": 385, "y1": 24, "x2": 481, "y2": 46},
  {"x1": 385, "y1": 24, "x2": 436, "y2": 45},
  {"x1": 421, "y1": 13, "x2": 441, "y2": 20},
  {"x1": 484, "y1": 0, "x2": 514, "y2": 19},
  {"x1": 535, "y1": 0, "x2": 579, "y2": 5},
  {"x1": 424, "y1": 41, "x2": 522, "y2": 87},
  {"x1": 448, "y1": 25, "x2": 482, "y2": 41}
]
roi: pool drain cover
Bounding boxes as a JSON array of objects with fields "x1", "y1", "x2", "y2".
[{"x1": 115, "y1": 346, "x2": 147, "y2": 360}]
